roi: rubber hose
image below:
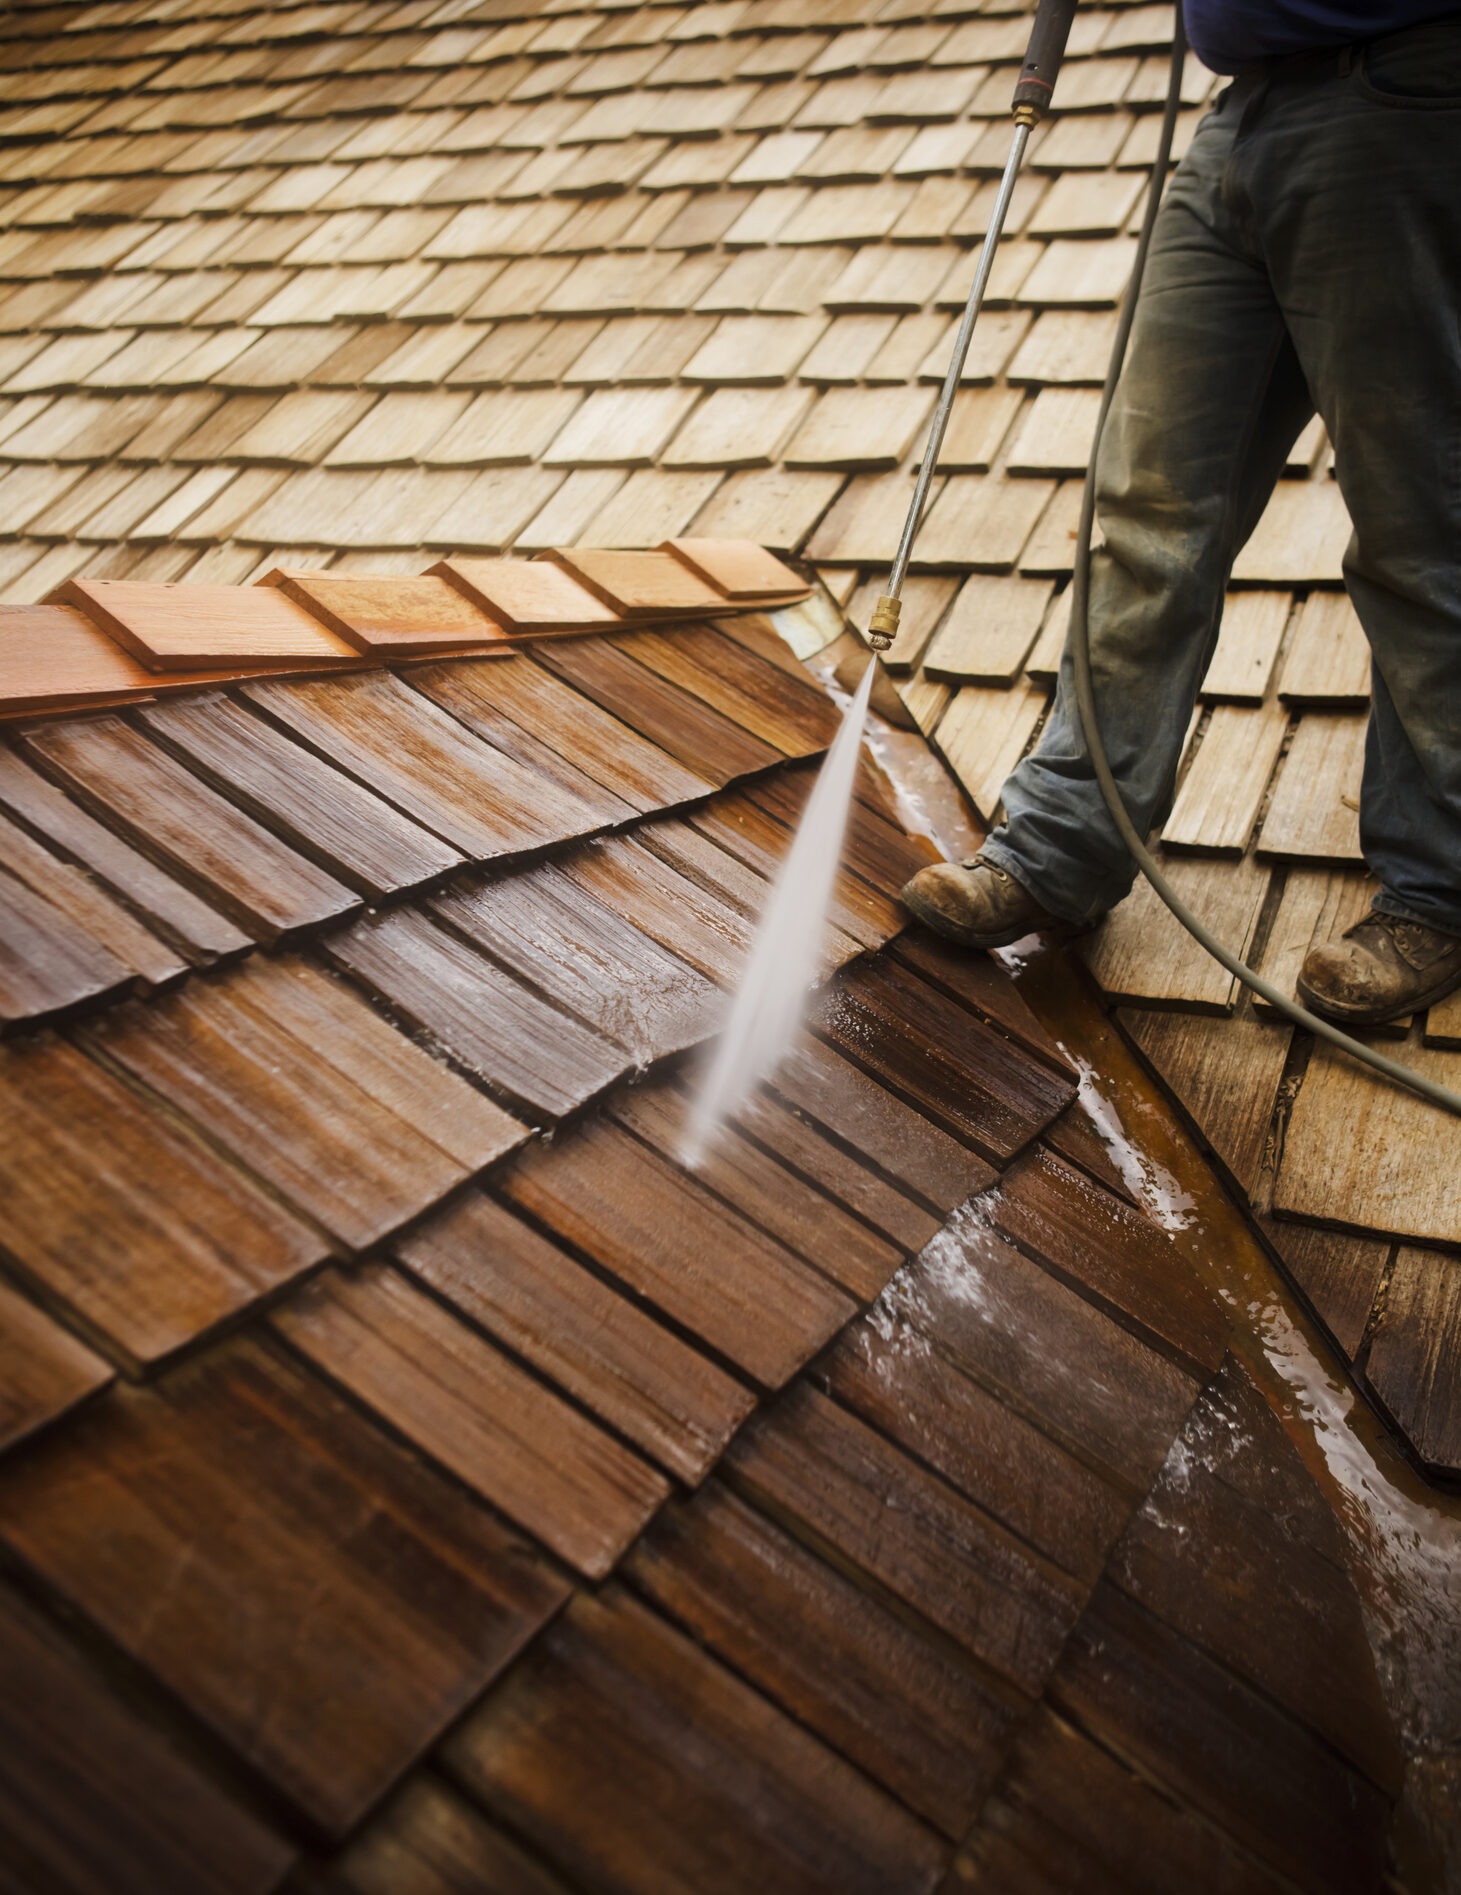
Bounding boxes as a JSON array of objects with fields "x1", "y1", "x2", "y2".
[{"x1": 1067, "y1": 14, "x2": 1461, "y2": 1117}]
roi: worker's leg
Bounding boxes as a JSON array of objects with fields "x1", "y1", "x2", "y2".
[
  {"x1": 1255, "y1": 29, "x2": 1461, "y2": 935},
  {"x1": 980, "y1": 87, "x2": 1314, "y2": 926}
]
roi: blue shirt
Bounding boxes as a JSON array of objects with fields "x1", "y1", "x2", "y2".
[{"x1": 1184, "y1": 0, "x2": 1458, "y2": 71}]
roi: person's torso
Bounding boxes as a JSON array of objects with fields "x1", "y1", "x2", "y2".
[{"x1": 1183, "y1": 0, "x2": 1460, "y2": 73}]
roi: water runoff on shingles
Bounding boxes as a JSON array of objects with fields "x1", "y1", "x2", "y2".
[{"x1": 681, "y1": 658, "x2": 876, "y2": 1169}]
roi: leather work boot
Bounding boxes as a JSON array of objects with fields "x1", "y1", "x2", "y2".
[
  {"x1": 1297, "y1": 907, "x2": 1461, "y2": 1025},
  {"x1": 899, "y1": 854, "x2": 1075, "y2": 950}
]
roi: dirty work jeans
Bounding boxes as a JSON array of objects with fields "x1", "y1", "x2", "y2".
[{"x1": 981, "y1": 22, "x2": 1461, "y2": 934}]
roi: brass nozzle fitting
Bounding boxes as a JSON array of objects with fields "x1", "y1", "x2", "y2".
[
  {"x1": 1013, "y1": 102, "x2": 1041, "y2": 128},
  {"x1": 867, "y1": 593, "x2": 901, "y2": 653}
]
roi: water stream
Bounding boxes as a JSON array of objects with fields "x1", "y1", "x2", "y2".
[{"x1": 682, "y1": 658, "x2": 876, "y2": 1168}]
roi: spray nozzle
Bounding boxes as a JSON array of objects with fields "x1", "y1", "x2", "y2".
[{"x1": 867, "y1": 593, "x2": 901, "y2": 653}]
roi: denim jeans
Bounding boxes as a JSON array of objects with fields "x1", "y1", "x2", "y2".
[{"x1": 981, "y1": 21, "x2": 1461, "y2": 934}]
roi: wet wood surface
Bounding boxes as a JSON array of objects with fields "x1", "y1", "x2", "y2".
[
  {"x1": 0, "y1": 742, "x2": 250, "y2": 965},
  {"x1": 0, "y1": 1277, "x2": 111, "y2": 1456},
  {"x1": 324, "y1": 906, "x2": 628, "y2": 1120},
  {"x1": 1108, "y1": 1364, "x2": 1403, "y2": 1795},
  {"x1": 993, "y1": 1147, "x2": 1227, "y2": 1378},
  {"x1": 0, "y1": 1036, "x2": 326, "y2": 1367},
  {"x1": 446, "y1": 1586, "x2": 946, "y2": 1895},
  {"x1": 627, "y1": 1481, "x2": 1016, "y2": 1840},
  {"x1": 728, "y1": 1383, "x2": 1084, "y2": 1695},
  {"x1": 0, "y1": 860, "x2": 135, "y2": 1028},
  {"x1": 612, "y1": 621, "x2": 841, "y2": 756},
  {"x1": 556, "y1": 832, "x2": 755, "y2": 986},
  {"x1": 1049, "y1": 1582, "x2": 1389, "y2": 1895},
  {"x1": 1365, "y1": 1245, "x2": 1461, "y2": 1473},
  {"x1": 607, "y1": 1077, "x2": 905, "y2": 1302},
  {"x1": 274, "y1": 1263, "x2": 669, "y2": 1579},
  {"x1": 320, "y1": 1777, "x2": 570, "y2": 1895},
  {"x1": 532, "y1": 637, "x2": 781, "y2": 784},
  {"x1": 499, "y1": 1117, "x2": 856, "y2": 1389},
  {"x1": 0, "y1": 1339, "x2": 568, "y2": 1838},
  {"x1": 410, "y1": 651, "x2": 714, "y2": 813},
  {"x1": 890, "y1": 929, "x2": 1073, "y2": 1073},
  {"x1": 242, "y1": 669, "x2": 620, "y2": 860},
  {"x1": 138, "y1": 692, "x2": 465, "y2": 900},
  {"x1": 768, "y1": 1032, "x2": 999, "y2": 1215},
  {"x1": 24, "y1": 715, "x2": 358, "y2": 945},
  {"x1": 86, "y1": 957, "x2": 523, "y2": 1253},
  {"x1": 0, "y1": 805, "x2": 185, "y2": 991},
  {"x1": 1256, "y1": 1215, "x2": 1388, "y2": 1361},
  {"x1": 962, "y1": 1705, "x2": 1295, "y2": 1895},
  {"x1": 827, "y1": 1316, "x2": 1130, "y2": 1585},
  {"x1": 397, "y1": 1190, "x2": 754, "y2": 1486},
  {"x1": 434, "y1": 864, "x2": 720, "y2": 1066},
  {"x1": 817, "y1": 957, "x2": 1076, "y2": 1163},
  {"x1": 0, "y1": 1578, "x2": 294, "y2": 1895}
]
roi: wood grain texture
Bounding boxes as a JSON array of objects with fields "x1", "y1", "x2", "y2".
[
  {"x1": 0, "y1": 860, "x2": 136, "y2": 1028},
  {"x1": 1109, "y1": 1362, "x2": 1402, "y2": 1792},
  {"x1": 555, "y1": 831, "x2": 756, "y2": 986},
  {"x1": 816, "y1": 956, "x2": 1076, "y2": 1164},
  {"x1": 922, "y1": 574, "x2": 1053, "y2": 685},
  {"x1": 541, "y1": 546, "x2": 729, "y2": 617},
  {"x1": 0, "y1": 1339, "x2": 567, "y2": 1837},
  {"x1": 1258, "y1": 712, "x2": 1366, "y2": 864},
  {"x1": 87, "y1": 956, "x2": 523, "y2": 1252},
  {"x1": 274, "y1": 1263, "x2": 669, "y2": 1578},
  {"x1": 1199, "y1": 591, "x2": 1291, "y2": 703},
  {"x1": 318, "y1": 1777, "x2": 571, "y2": 1895},
  {"x1": 827, "y1": 1310, "x2": 1129, "y2": 1585},
  {"x1": 408, "y1": 652, "x2": 714, "y2": 813},
  {"x1": 728, "y1": 1382, "x2": 1083, "y2": 1693},
  {"x1": 1257, "y1": 1215, "x2": 1388, "y2": 1360},
  {"x1": 664, "y1": 537, "x2": 809, "y2": 602},
  {"x1": 0, "y1": 1036, "x2": 326, "y2": 1367},
  {"x1": 0, "y1": 602, "x2": 162, "y2": 714},
  {"x1": 992, "y1": 1146, "x2": 1227, "y2": 1377},
  {"x1": 0, "y1": 1578, "x2": 294, "y2": 1895},
  {"x1": 1276, "y1": 1037, "x2": 1461, "y2": 1245},
  {"x1": 498, "y1": 1116, "x2": 856, "y2": 1389},
  {"x1": 323, "y1": 906, "x2": 627, "y2": 1121},
  {"x1": 0, "y1": 743, "x2": 249, "y2": 966},
  {"x1": 1122, "y1": 1006, "x2": 1290, "y2": 1196},
  {"x1": 1083, "y1": 851, "x2": 1270, "y2": 1013},
  {"x1": 431, "y1": 556, "x2": 620, "y2": 631},
  {"x1": 23, "y1": 715, "x2": 358, "y2": 946},
  {"x1": 447, "y1": 1585, "x2": 945, "y2": 1895},
  {"x1": 265, "y1": 570, "x2": 510, "y2": 655},
  {"x1": 1162, "y1": 701, "x2": 1288, "y2": 855},
  {"x1": 533, "y1": 635, "x2": 781, "y2": 785},
  {"x1": 1365, "y1": 1245, "x2": 1461, "y2": 1474},
  {"x1": 138, "y1": 692, "x2": 465, "y2": 900},
  {"x1": 607, "y1": 1077, "x2": 905, "y2": 1301},
  {"x1": 1050, "y1": 1583, "x2": 1389, "y2": 1895},
  {"x1": 890, "y1": 930, "x2": 1073, "y2": 1075},
  {"x1": 59, "y1": 577, "x2": 360, "y2": 669},
  {"x1": 768, "y1": 1032, "x2": 999, "y2": 1215},
  {"x1": 242, "y1": 668, "x2": 622, "y2": 860},
  {"x1": 0, "y1": 1277, "x2": 111, "y2": 1455},
  {"x1": 611, "y1": 620, "x2": 840, "y2": 757},
  {"x1": 397, "y1": 1190, "x2": 753, "y2": 1486},
  {"x1": 1277, "y1": 589, "x2": 1372, "y2": 706},
  {"x1": 626, "y1": 1481, "x2": 1016, "y2": 1840},
  {"x1": 0, "y1": 804, "x2": 184, "y2": 992},
  {"x1": 434, "y1": 863, "x2": 721, "y2": 1065}
]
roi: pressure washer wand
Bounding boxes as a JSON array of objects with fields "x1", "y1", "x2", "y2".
[{"x1": 867, "y1": 0, "x2": 1078, "y2": 652}]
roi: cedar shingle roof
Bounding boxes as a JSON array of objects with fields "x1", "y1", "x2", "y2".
[{"x1": 0, "y1": 0, "x2": 1448, "y2": 1883}]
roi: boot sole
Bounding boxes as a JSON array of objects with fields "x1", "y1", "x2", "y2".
[
  {"x1": 1296, "y1": 965, "x2": 1461, "y2": 1027},
  {"x1": 899, "y1": 878, "x2": 1085, "y2": 952}
]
